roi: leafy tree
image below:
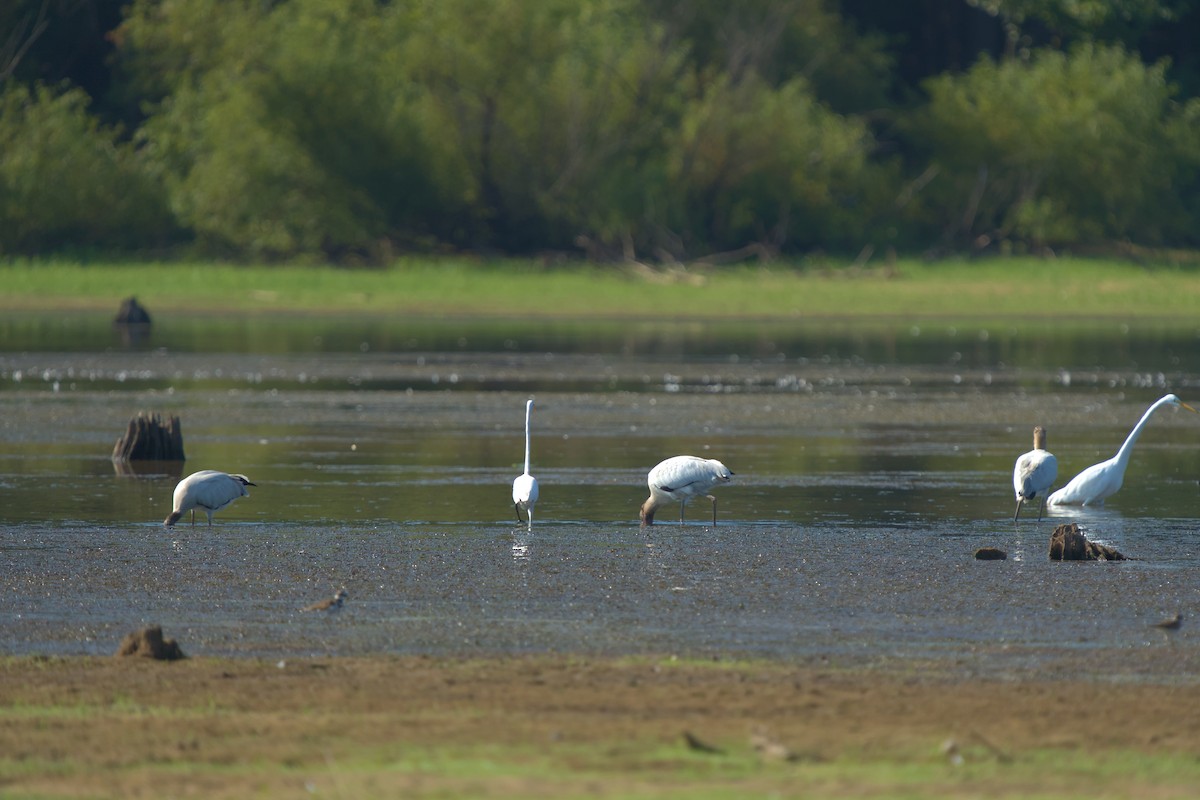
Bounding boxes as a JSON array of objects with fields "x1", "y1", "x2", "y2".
[
  {"x1": 1, "y1": 1, "x2": 127, "y2": 119},
  {"x1": 644, "y1": 0, "x2": 895, "y2": 114},
  {"x1": 0, "y1": 83, "x2": 172, "y2": 254},
  {"x1": 663, "y1": 74, "x2": 873, "y2": 256},
  {"x1": 913, "y1": 44, "x2": 1190, "y2": 250}
]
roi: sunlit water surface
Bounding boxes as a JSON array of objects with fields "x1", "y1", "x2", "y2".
[{"x1": 3, "y1": 313, "x2": 1200, "y2": 678}]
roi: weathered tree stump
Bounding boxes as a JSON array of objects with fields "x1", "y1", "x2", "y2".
[
  {"x1": 974, "y1": 547, "x2": 1008, "y2": 560},
  {"x1": 112, "y1": 412, "x2": 185, "y2": 462},
  {"x1": 114, "y1": 296, "x2": 152, "y2": 326},
  {"x1": 1048, "y1": 522, "x2": 1126, "y2": 561},
  {"x1": 115, "y1": 625, "x2": 186, "y2": 660}
]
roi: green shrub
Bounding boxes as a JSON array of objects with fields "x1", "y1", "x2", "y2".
[
  {"x1": 0, "y1": 84, "x2": 172, "y2": 254},
  {"x1": 914, "y1": 44, "x2": 1190, "y2": 250}
]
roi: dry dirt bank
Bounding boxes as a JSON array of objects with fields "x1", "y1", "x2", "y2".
[{"x1": 3, "y1": 654, "x2": 1200, "y2": 798}]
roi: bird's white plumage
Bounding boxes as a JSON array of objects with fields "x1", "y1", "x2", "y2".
[
  {"x1": 512, "y1": 399, "x2": 539, "y2": 530},
  {"x1": 164, "y1": 470, "x2": 255, "y2": 526},
  {"x1": 640, "y1": 455, "x2": 733, "y2": 525},
  {"x1": 1048, "y1": 394, "x2": 1198, "y2": 507},
  {"x1": 1013, "y1": 426, "x2": 1057, "y2": 521}
]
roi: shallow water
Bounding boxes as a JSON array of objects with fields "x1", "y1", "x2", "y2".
[{"x1": 3, "y1": 313, "x2": 1200, "y2": 677}]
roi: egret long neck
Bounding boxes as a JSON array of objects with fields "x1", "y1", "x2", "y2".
[
  {"x1": 1114, "y1": 397, "x2": 1170, "y2": 466},
  {"x1": 523, "y1": 401, "x2": 533, "y2": 475}
]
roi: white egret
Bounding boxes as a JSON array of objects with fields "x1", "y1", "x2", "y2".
[
  {"x1": 1013, "y1": 425, "x2": 1057, "y2": 521},
  {"x1": 1047, "y1": 394, "x2": 1198, "y2": 507},
  {"x1": 640, "y1": 455, "x2": 733, "y2": 526},
  {"x1": 512, "y1": 399, "x2": 539, "y2": 530},
  {"x1": 164, "y1": 470, "x2": 256, "y2": 526}
]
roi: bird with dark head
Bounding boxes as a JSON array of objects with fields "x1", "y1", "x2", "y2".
[
  {"x1": 164, "y1": 470, "x2": 256, "y2": 526},
  {"x1": 640, "y1": 455, "x2": 733, "y2": 526},
  {"x1": 301, "y1": 588, "x2": 349, "y2": 613}
]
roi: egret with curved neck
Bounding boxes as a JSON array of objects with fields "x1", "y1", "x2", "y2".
[
  {"x1": 512, "y1": 399, "x2": 539, "y2": 530},
  {"x1": 1047, "y1": 394, "x2": 1197, "y2": 507}
]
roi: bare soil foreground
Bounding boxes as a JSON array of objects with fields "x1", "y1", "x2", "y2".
[{"x1": 4, "y1": 654, "x2": 1200, "y2": 798}]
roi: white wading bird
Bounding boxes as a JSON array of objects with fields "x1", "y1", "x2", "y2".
[
  {"x1": 1013, "y1": 425, "x2": 1057, "y2": 521},
  {"x1": 512, "y1": 399, "x2": 539, "y2": 530},
  {"x1": 164, "y1": 470, "x2": 256, "y2": 526},
  {"x1": 640, "y1": 455, "x2": 733, "y2": 526},
  {"x1": 1048, "y1": 394, "x2": 1198, "y2": 507}
]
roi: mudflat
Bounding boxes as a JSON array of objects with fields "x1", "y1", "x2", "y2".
[{"x1": 4, "y1": 653, "x2": 1200, "y2": 798}]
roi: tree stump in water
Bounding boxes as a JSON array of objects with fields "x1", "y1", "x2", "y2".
[
  {"x1": 113, "y1": 296, "x2": 152, "y2": 325},
  {"x1": 112, "y1": 412, "x2": 185, "y2": 462},
  {"x1": 1048, "y1": 522, "x2": 1126, "y2": 561},
  {"x1": 115, "y1": 626, "x2": 186, "y2": 660}
]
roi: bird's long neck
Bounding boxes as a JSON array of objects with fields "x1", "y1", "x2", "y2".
[
  {"x1": 1114, "y1": 397, "x2": 1169, "y2": 467},
  {"x1": 523, "y1": 402, "x2": 533, "y2": 475}
]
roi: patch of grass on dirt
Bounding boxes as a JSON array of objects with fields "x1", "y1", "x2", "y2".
[
  {"x1": 4, "y1": 655, "x2": 1200, "y2": 798},
  {"x1": 3, "y1": 255, "x2": 1200, "y2": 319}
]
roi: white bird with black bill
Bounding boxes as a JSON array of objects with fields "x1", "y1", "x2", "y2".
[
  {"x1": 1013, "y1": 425, "x2": 1057, "y2": 521},
  {"x1": 640, "y1": 455, "x2": 733, "y2": 526},
  {"x1": 164, "y1": 470, "x2": 256, "y2": 526}
]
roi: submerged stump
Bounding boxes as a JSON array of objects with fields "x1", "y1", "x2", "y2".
[
  {"x1": 112, "y1": 412, "x2": 185, "y2": 462},
  {"x1": 1048, "y1": 522, "x2": 1126, "y2": 561},
  {"x1": 974, "y1": 547, "x2": 1008, "y2": 560},
  {"x1": 114, "y1": 296, "x2": 152, "y2": 326},
  {"x1": 115, "y1": 625, "x2": 186, "y2": 660}
]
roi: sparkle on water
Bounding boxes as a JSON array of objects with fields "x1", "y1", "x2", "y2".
[{"x1": 3, "y1": 313, "x2": 1200, "y2": 679}]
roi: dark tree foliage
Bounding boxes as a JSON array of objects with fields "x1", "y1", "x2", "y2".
[{"x1": 1, "y1": 0, "x2": 1198, "y2": 261}]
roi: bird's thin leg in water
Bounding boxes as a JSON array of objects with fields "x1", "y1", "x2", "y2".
[
  {"x1": 678, "y1": 501, "x2": 686, "y2": 525},
  {"x1": 707, "y1": 494, "x2": 718, "y2": 525},
  {"x1": 190, "y1": 509, "x2": 196, "y2": 527},
  {"x1": 514, "y1": 503, "x2": 524, "y2": 525},
  {"x1": 1037, "y1": 496, "x2": 1046, "y2": 521}
]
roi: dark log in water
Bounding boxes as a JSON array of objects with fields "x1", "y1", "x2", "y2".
[
  {"x1": 974, "y1": 547, "x2": 1008, "y2": 560},
  {"x1": 113, "y1": 296, "x2": 152, "y2": 325},
  {"x1": 1048, "y1": 522, "x2": 1126, "y2": 561},
  {"x1": 112, "y1": 412, "x2": 185, "y2": 462},
  {"x1": 115, "y1": 626, "x2": 185, "y2": 660}
]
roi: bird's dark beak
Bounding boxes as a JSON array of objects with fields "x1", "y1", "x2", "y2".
[{"x1": 247, "y1": 481, "x2": 258, "y2": 486}]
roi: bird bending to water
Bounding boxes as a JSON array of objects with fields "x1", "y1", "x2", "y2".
[
  {"x1": 301, "y1": 588, "x2": 348, "y2": 613},
  {"x1": 1047, "y1": 394, "x2": 1198, "y2": 507},
  {"x1": 1013, "y1": 426, "x2": 1057, "y2": 521},
  {"x1": 1152, "y1": 612, "x2": 1183, "y2": 631},
  {"x1": 640, "y1": 455, "x2": 733, "y2": 526},
  {"x1": 512, "y1": 399, "x2": 539, "y2": 530},
  {"x1": 164, "y1": 470, "x2": 256, "y2": 526}
]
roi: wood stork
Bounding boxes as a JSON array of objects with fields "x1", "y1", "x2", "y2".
[
  {"x1": 1013, "y1": 425, "x2": 1057, "y2": 521},
  {"x1": 640, "y1": 455, "x2": 733, "y2": 526},
  {"x1": 1047, "y1": 394, "x2": 1198, "y2": 507},
  {"x1": 512, "y1": 399, "x2": 539, "y2": 530},
  {"x1": 164, "y1": 470, "x2": 255, "y2": 526}
]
